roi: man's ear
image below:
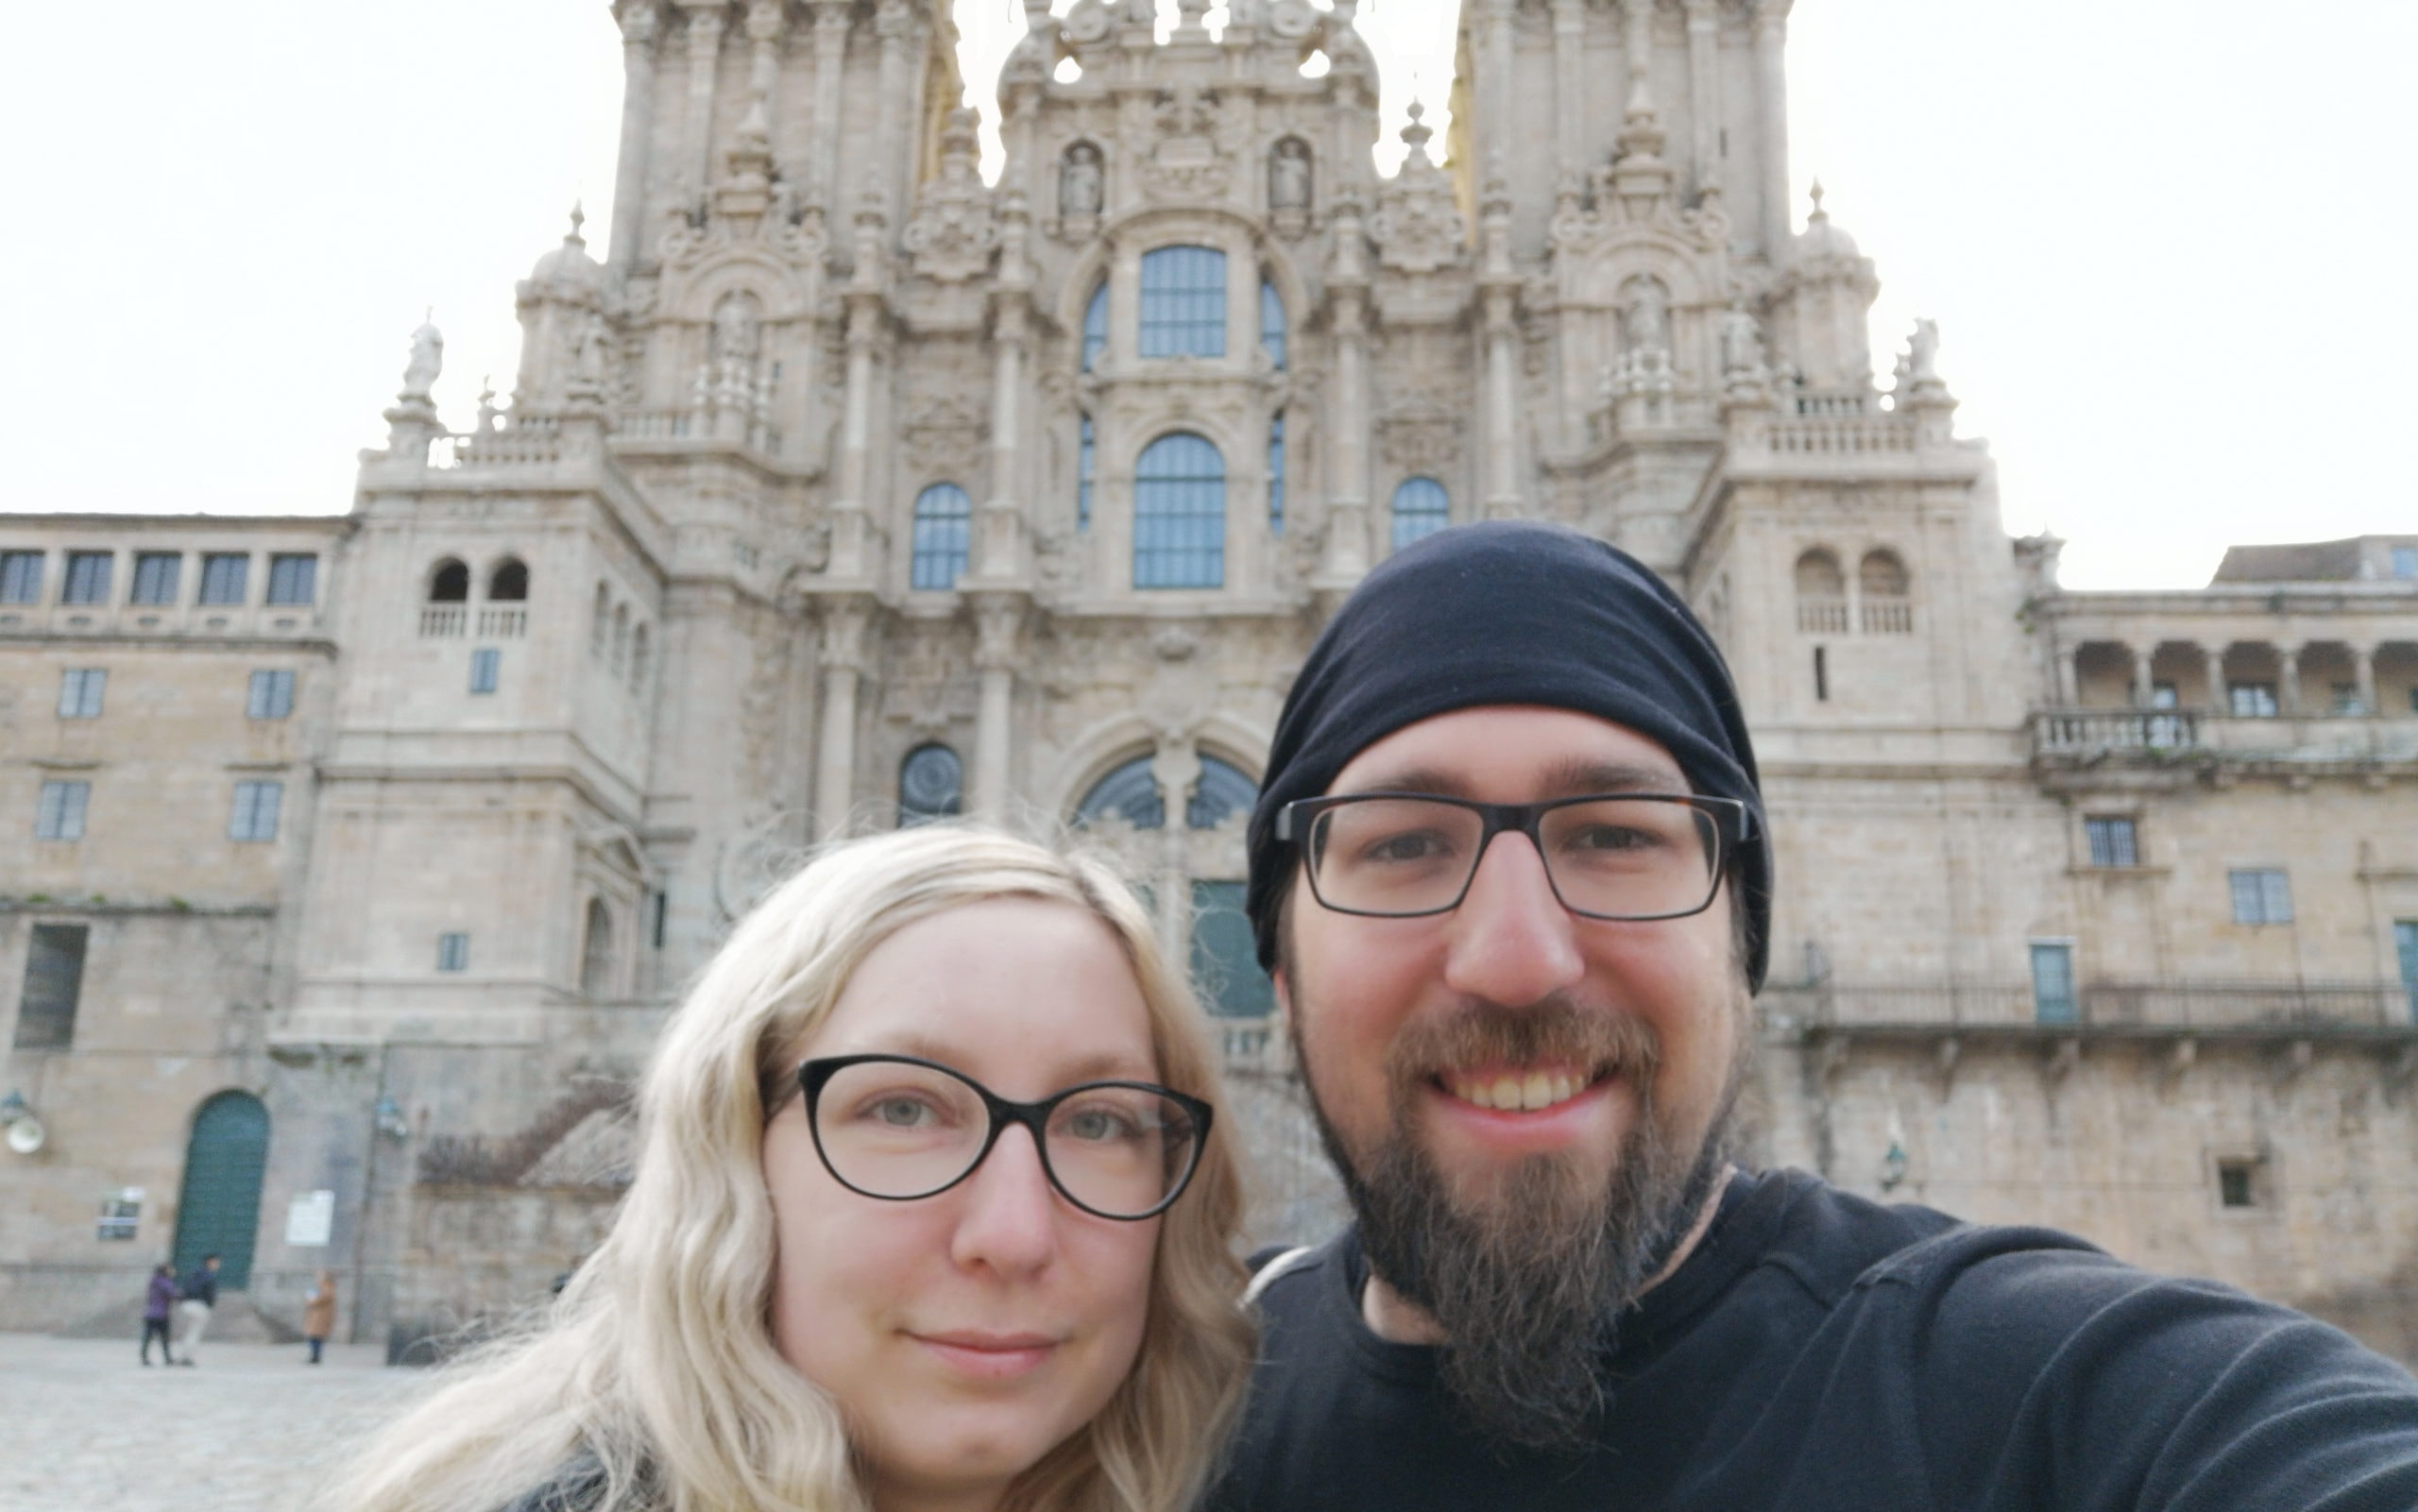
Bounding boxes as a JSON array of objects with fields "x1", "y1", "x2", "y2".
[{"x1": 1271, "y1": 964, "x2": 1292, "y2": 1018}]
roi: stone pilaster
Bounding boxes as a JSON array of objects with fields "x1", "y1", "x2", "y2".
[
  {"x1": 609, "y1": 3, "x2": 662, "y2": 271},
  {"x1": 815, "y1": 599, "x2": 874, "y2": 837},
  {"x1": 970, "y1": 595, "x2": 1027, "y2": 823},
  {"x1": 1478, "y1": 170, "x2": 1524, "y2": 518},
  {"x1": 1755, "y1": 0, "x2": 1793, "y2": 264},
  {"x1": 678, "y1": 1, "x2": 726, "y2": 207},
  {"x1": 809, "y1": 0, "x2": 851, "y2": 206},
  {"x1": 1317, "y1": 192, "x2": 1372, "y2": 590},
  {"x1": 1686, "y1": 0, "x2": 1724, "y2": 203}
]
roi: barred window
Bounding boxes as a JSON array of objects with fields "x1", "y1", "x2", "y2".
[
  {"x1": 199, "y1": 553, "x2": 248, "y2": 606},
  {"x1": 1132, "y1": 433, "x2": 1225, "y2": 589},
  {"x1": 265, "y1": 554, "x2": 317, "y2": 606},
  {"x1": 132, "y1": 552, "x2": 181, "y2": 605},
  {"x1": 229, "y1": 780, "x2": 282, "y2": 842},
  {"x1": 247, "y1": 669, "x2": 295, "y2": 720},
  {"x1": 63, "y1": 552, "x2": 113, "y2": 605},
  {"x1": 2229, "y1": 869, "x2": 2292, "y2": 926},
  {"x1": 36, "y1": 780, "x2": 89, "y2": 841},
  {"x1": 2084, "y1": 817, "x2": 2137, "y2": 868},
  {"x1": 13, "y1": 924, "x2": 89, "y2": 1050},
  {"x1": 1390, "y1": 477, "x2": 1450, "y2": 552},
  {"x1": 910, "y1": 484, "x2": 973, "y2": 591},
  {"x1": 0, "y1": 552, "x2": 42, "y2": 603},
  {"x1": 58, "y1": 669, "x2": 106, "y2": 719},
  {"x1": 1139, "y1": 246, "x2": 1226, "y2": 359}
]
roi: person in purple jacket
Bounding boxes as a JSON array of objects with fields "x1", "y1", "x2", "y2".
[{"x1": 140, "y1": 1264, "x2": 177, "y2": 1367}]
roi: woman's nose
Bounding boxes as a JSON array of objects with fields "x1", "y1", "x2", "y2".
[{"x1": 948, "y1": 1123, "x2": 1061, "y2": 1275}]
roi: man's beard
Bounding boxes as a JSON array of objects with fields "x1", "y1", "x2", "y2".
[{"x1": 1296, "y1": 994, "x2": 1746, "y2": 1456}]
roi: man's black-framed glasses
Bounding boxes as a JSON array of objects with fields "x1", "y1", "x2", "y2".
[
  {"x1": 796, "y1": 1054, "x2": 1212, "y2": 1222},
  {"x1": 1277, "y1": 791, "x2": 1752, "y2": 923}
]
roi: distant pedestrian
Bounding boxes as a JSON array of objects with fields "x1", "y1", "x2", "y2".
[
  {"x1": 175, "y1": 1253, "x2": 221, "y2": 1366},
  {"x1": 302, "y1": 1270, "x2": 336, "y2": 1365},
  {"x1": 140, "y1": 1264, "x2": 178, "y2": 1366}
]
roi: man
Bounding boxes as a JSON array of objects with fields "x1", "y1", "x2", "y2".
[
  {"x1": 175, "y1": 1253, "x2": 220, "y2": 1368},
  {"x1": 1209, "y1": 522, "x2": 2418, "y2": 1509}
]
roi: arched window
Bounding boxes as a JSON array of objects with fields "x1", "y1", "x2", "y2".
[
  {"x1": 580, "y1": 898, "x2": 615, "y2": 997},
  {"x1": 611, "y1": 603, "x2": 630, "y2": 672},
  {"x1": 911, "y1": 483, "x2": 973, "y2": 590},
  {"x1": 1186, "y1": 755, "x2": 1258, "y2": 830},
  {"x1": 1081, "y1": 281, "x2": 1107, "y2": 372},
  {"x1": 1268, "y1": 413, "x2": 1286, "y2": 535},
  {"x1": 1077, "y1": 415, "x2": 1095, "y2": 534},
  {"x1": 1260, "y1": 280, "x2": 1286, "y2": 369},
  {"x1": 590, "y1": 584, "x2": 610, "y2": 657},
  {"x1": 1074, "y1": 756, "x2": 1166, "y2": 830},
  {"x1": 174, "y1": 1091, "x2": 270, "y2": 1290},
  {"x1": 1859, "y1": 548, "x2": 1912, "y2": 633},
  {"x1": 1390, "y1": 477, "x2": 1450, "y2": 552},
  {"x1": 628, "y1": 624, "x2": 651, "y2": 690},
  {"x1": 1133, "y1": 433, "x2": 1226, "y2": 589},
  {"x1": 1139, "y1": 246, "x2": 1226, "y2": 359},
  {"x1": 429, "y1": 559, "x2": 470, "y2": 603},
  {"x1": 1794, "y1": 549, "x2": 1847, "y2": 633},
  {"x1": 488, "y1": 557, "x2": 529, "y2": 602},
  {"x1": 898, "y1": 743, "x2": 964, "y2": 825}
]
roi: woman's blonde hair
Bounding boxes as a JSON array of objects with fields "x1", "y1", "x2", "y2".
[{"x1": 332, "y1": 824, "x2": 1254, "y2": 1512}]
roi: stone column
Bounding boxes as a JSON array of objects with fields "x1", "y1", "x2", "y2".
[
  {"x1": 2052, "y1": 645, "x2": 2077, "y2": 707},
  {"x1": 2355, "y1": 644, "x2": 2379, "y2": 718},
  {"x1": 609, "y1": 3, "x2": 663, "y2": 271},
  {"x1": 874, "y1": 0, "x2": 921, "y2": 212},
  {"x1": 979, "y1": 292, "x2": 1029, "y2": 580},
  {"x1": 2204, "y1": 645, "x2": 2229, "y2": 712},
  {"x1": 1478, "y1": 171, "x2": 1524, "y2": 518},
  {"x1": 743, "y1": 2, "x2": 786, "y2": 131},
  {"x1": 828, "y1": 195, "x2": 890, "y2": 582},
  {"x1": 1685, "y1": 0, "x2": 1724, "y2": 198},
  {"x1": 1551, "y1": 0, "x2": 1586, "y2": 186},
  {"x1": 678, "y1": 2, "x2": 726, "y2": 205},
  {"x1": 1149, "y1": 738, "x2": 1202, "y2": 956},
  {"x1": 809, "y1": 1, "x2": 851, "y2": 205},
  {"x1": 2131, "y1": 648, "x2": 2155, "y2": 707},
  {"x1": 1753, "y1": 0, "x2": 1793, "y2": 264},
  {"x1": 2278, "y1": 643, "x2": 2303, "y2": 715},
  {"x1": 1471, "y1": 0, "x2": 1517, "y2": 173},
  {"x1": 971, "y1": 597, "x2": 1026, "y2": 822},
  {"x1": 815, "y1": 600, "x2": 873, "y2": 837},
  {"x1": 1318, "y1": 195, "x2": 1372, "y2": 587}
]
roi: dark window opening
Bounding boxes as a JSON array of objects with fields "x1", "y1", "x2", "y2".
[
  {"x1": 1814, "y1": 646, "x2": 1830, "y2": 702},
  {"x1": 14, "y1": 924, "x2": 89, "y2": 1050},
  {"x1": 2217, "y1": 1160, "x2": 2256, "y2": 1209},
  {"x1": 429, "y1": 559, "x2": 471, "y2": 603},
  {"x1": 898, "y1": 744, "x2": 965, "y2": 825},
  {"x1": 488, "y1": 558, "x2": 530, "y2": 602}
]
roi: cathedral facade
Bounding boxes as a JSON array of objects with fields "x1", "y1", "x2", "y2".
[{"x1": 6, "y1": 0, "x2": 2418, "y2": 1355}]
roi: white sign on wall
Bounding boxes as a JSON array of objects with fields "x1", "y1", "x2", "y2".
[{"x1": 284, "y1": 1189, "x2": 336, "y2": 1248}]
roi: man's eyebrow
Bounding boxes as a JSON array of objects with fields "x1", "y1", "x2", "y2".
[{"x1": 1340, "y1": 758, "x2": 1689, "y2": 800}]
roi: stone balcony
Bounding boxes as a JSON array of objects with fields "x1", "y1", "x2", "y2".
[
  {"x1": 2030, "y1": 707, "x2": 2418, "y2": 781},
  {"x1": 1763, "y1": 979, "x2": 2418, "y2": 1045}
]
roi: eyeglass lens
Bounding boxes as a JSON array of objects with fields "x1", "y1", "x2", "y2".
[
  {"x1": 811, "y1": 1059, "x2": 1200, "y2": 1218},
  {"x1": 1307, "y1": 796, "x2": 1721, "y2": 919}
]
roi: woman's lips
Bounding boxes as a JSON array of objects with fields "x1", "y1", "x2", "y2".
[{"x1": 910, "y1": 1330, "x2": 1062, "y2": 1379}]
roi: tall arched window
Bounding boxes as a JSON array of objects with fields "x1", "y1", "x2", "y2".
[
  {"x1": 1390, "y1": 477, "x2": 1450, "y2": 552},
  {"x1": 1260, "y1": 280, "x2": 1286, "y2": 369},
  {"x1": 1859, "y1": 548, "x2": 1913, "y2": 633},
  {"x1": 1268, "y1": 412, "x2": 1286, "y2": 535},
  {"x1": 488, "y1": 558, "x2": 529, "y2": 602},
  {"x1": 1186, "y1": 755, "x2": 1258, "y2": 830},
  {"x1": 1133, "y1": 433, "x2": 1226, "y2": 589},
  {"x1": 911, "y1": 483, "x2": 973, "y2": 590},
  {"x1": 580, "y1": 898, "x2": 615, "y2": 997},
  {"x1": 1077, "y1": 415, "x2": 1095, "y2": 534},
  {"x1": 1795, "y1": 549, "x2": 1848, "y2": 633},
  {"x1": 1081, "y1": 281, "x2": 1108, "y2": 372},
  {"x1": 429, "y1": 559, "x2": 470, "y2": 603},
  {"x1": 1139, "y1": 246, "x2": 1226, "y2": 358},
  {"x1": 898, "y1": 743, "x2": 964, "y2": 825},
  {"x1": 1074, "y1": 756, "x2": 1166, "y2": 830}
]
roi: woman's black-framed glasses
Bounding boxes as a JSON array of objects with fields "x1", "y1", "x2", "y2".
[
  {"x1": 1276, "y1": 791, "x2": 1752, "y2": 923},
  {"x1": 796, "y1": 1054, "x2": 1212, "y2": 1222}
]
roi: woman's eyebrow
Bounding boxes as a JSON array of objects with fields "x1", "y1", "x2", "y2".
[{"x1": 856, "y1": 1033, "x2": 1158, "y2": 1088}]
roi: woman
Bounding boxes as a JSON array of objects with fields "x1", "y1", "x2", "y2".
[
  {"x1": 303, "y1": 1270, "x2": 337, "y2": 1365},
  {"x1": 141, "y1": 1263, "x2": 178, "y2": 1366},
  {"x1": 332, "y1": 826, "x2": 1252, "y2": 1512}
]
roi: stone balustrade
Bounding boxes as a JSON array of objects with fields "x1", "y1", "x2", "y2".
[{"x1": 1766, "y1": 978, "x2": 2418, "y2": 1036}]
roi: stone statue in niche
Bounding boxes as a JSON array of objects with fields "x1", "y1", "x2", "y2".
[
  {"x1": 711, "y1": 292, "x2": 763, "y2": 365},
  {"x1": 1060, "y1": 143, "x2": 1103, "y2": 218},
  {"x1": 401, "y1": 314, "x2": 444, "y2": 399},
  {"x1": 1620, "y1": 276, "x2": 1671, "y2": 358},
  {"x1": 1718, "y1": 307, "x2": 1764, "y2": 378},
  {"x1": 1269, "y1": 138, "x2": 1313, "y2": 211}
]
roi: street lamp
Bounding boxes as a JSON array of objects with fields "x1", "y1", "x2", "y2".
[{"x1": 0, "y1": 1090, "x2": 46, "y2": 1156}]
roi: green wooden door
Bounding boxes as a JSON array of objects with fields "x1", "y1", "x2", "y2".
[{"x1": 173, "y1": 1092, "x2": 270, "y2": 1290}]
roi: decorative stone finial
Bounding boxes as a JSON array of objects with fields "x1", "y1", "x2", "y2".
[
  {"x1": 1808, "y1": 179, "x2": 1826, "y2": 219},
  {"x1": 1400, "y1": 100, "x2": 1434, "y2": 163},
  {"x1": 568, "y1": 201, "x2": 587, "y2": 244}
]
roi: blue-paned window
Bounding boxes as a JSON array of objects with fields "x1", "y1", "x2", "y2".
[
  {"x1": 265, "y1": 553, "x2": 317, "y2": 605},
  {"x1": 228, "y1": 780, "x2": 282, "y2": 842},
  {"x1": 1077, "y1": 416, "x2": 1095, "y2": 533},
  {"x1": 1074, "y1": 756, "x2": 1166, "y2": 830},
  {"x1": 1, "y1": 552, "x2": 43, "y2": 603},
  {"x1": 199, "y1": 553, "x2": 248, "y2": 606},
  {"x1": 132, "y1": 552, "x2": 180, "y2": 605},
  {"x1": 2084, "y1": 816, "x2": 2137, "y2": 868},
  {"x1": 1191, "y1": 879, "x2": 1276, "y2": 1017},
  {"x1": 1186, "y1": 755, "x2": 1258, "y2": 831},
  {"x1": 1268, "y1": 412, "x2": 1286, "y2": 535},
  {"x1": 247, "y1": 669, "x2": 295, "y2": 720},
  {"x1": 1139, "y1": 246, "x2": 1226, "y2": 359},
  {"x1": 436, "y1": 932, "x2": 470, "y2": 972},
  {"x1": 1132, "y1": 433, "x2": 1225, "y2": 589},
  {"x1": 1390, "y1": 476, "x2": 1450, "y2": 552},
  {"x1": 1260, "y1": 280, "x2": 1286, "y2": 369},
  {"x1": 469, "y1": 647, "x2": 501, "y2": 694},
  {"x1": 62, "y1": 552, "x2": 112, "y2": 605},
  {"x1": 2229, "y1": 868, "x2": 2292, "y2": 925},
  {"x1": 910, "y1": 483, "x2": 973, "y2": 590},
  {"x1": 2030, "y1": 943, "x2": 2077, "y2": 1024},
  {"x1": 1082, "y1": 281, "x2": 1108, "y2": 371},
  {"x1": 2396, "y1": 920, "x2": 2418, "y2": 1022},
  {"x1": 36, "y1": 780, "x2": 89, "y2": 841},
  {"x1": 2393, "y1": 545, "x2": 2418, "y2": 579},
  {"x1": 58, "y1": 669, "x2": 106, "y2": 719}
]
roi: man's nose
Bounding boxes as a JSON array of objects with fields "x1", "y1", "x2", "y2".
[
  {"x1": 1441, "y1": 829, "x2": 1587, "y2": 1006},
  {"x1": 948, "y1": 1123, "x2": 1061, "y2": 1276}
]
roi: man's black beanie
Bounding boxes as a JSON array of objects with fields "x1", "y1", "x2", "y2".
[{"x1": 1244, "y1": 519, "x2": 1773, "y2": 992}]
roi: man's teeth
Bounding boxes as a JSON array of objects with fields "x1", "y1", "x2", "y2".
[{"x1": 1444, "y1": 1070, "x2": 1589, "y2": 1112}]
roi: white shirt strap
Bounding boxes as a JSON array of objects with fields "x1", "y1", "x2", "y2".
[{"x1": 1241, "y1": 1245, "x2": 1317, "y2": 1307}]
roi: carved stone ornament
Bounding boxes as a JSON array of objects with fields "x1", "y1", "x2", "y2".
[
  {"x1": 1370, "y1": 105, "x2": 1464, "y2": 275},
  {"x1": 900, "y1": 393, "x2": 990, "y2": 479},
  {"x1": 902, "y1": 108, "x2": 1000, "y2": 282},
  {"x1": 1144, "y1": 85, "x2": 1231, "y2": 202},
  {"x1": 1060, "y1": 0, "x2": 1113, "y2": 45}
]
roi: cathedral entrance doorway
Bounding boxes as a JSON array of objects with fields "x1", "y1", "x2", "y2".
[{"x1": 172, "y1": 1091, "x2": 271, "y2": 1289}]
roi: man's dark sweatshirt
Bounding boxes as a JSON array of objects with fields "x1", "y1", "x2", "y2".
[{"x1": 1206, "y1": 1168, "x2": 2418, "y2": 1511}]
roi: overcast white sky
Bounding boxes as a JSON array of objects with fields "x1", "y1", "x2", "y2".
[{"x1": 4, "y1": 1, "x2": 2409, "y2": 588}]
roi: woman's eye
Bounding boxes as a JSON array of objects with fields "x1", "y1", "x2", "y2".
[
  {"x1": 868, "y1": 1096, "x2": 936, "y2": 1128},
  {"x1": 1064, "y1": 1107, "x2": 1142, "y2": 1142}
]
